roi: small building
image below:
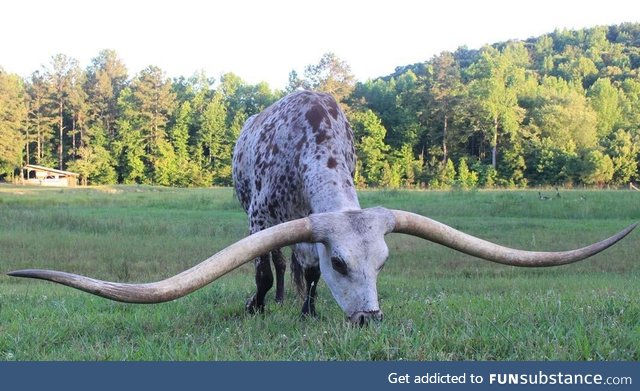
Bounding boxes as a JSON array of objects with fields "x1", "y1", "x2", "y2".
[{"x1": 22, "y1": 164, "x2": 79, "y2": 187}]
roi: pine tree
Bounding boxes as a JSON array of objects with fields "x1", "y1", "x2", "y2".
[
  {"x1": 196, "y1": 90, "x2": 227, "y2": 181},
  {"x1": 131, "y1": 66, "x2": 176, "y2": 154},
  {"x1": 26, "y1": 71, "x2": 57, "y2": 166},
  {"x1": 112, "y1": 87, "x2": 146, "y2": 184},
  {"x1": 130, "y1": 66, "x2": 177, "y2": 183},
  {"x1": 85, "y1": 49, "x2": 128, "y2": 140},
  {"x1": 429, "y1": 51, "x2": 465, "y2": 163},
  {"x1": 457, "y1": 158, "x2": 478, "y2": 189},
  {"x1": 45, "y1": 54, "x2": 80, "y2": 169},
  {"x1": 169, "y1": 100, "x2": 208, "y2": 187},
  {"x1": 67, "y1": 65, "x2": 88, "y2": 160},
  {"x1": 0, "y1": 69, "x2": 27, "y2": 178}
]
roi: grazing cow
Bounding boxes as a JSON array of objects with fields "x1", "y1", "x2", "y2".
[
  {"x1": 9, "y1": 92, "x2": 636, "y2": 325},
  {"x1": 231, "y1": 91, "x2": 360, "y2": 317}
]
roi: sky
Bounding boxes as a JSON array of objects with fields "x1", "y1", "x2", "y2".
[{"x1": 1, "y1": 0, "x2": 639, "y2": 90}]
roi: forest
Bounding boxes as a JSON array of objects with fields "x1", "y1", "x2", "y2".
[{"x1": 1, "y1": 23, "x2": 639, "y2": 188}]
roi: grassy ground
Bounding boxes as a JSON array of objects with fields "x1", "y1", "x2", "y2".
[{"x1": 0, "y1": 185, "x2": 638, "y2": 360}]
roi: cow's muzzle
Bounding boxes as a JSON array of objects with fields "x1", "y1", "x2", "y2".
[{"x1": 349, "y1": 310, "x2": 384, "y2": 326}]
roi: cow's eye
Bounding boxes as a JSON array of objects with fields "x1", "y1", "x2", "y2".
[{"x1": 331, "y1": 257, "x2": 348, "y2": 276}]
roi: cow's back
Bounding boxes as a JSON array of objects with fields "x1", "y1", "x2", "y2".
[{"x1": 232, "y1": 91, "x2": 358, "y2": 230}]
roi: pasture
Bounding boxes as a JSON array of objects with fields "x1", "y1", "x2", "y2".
[{"x1": 0, "y1": 185, "x2": 638, "y2": 360}]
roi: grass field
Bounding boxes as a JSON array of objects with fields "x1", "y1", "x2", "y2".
[{"x1": 0, "y1": 185, "x2": 638, "y2": 360}]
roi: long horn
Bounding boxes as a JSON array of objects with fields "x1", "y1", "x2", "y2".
[
  {"x1": 391, "y1": 210, "x2": 637, "y2": 267},
  {"x1": 7, "y1": 218, "x2": 313, "y2": 303}
]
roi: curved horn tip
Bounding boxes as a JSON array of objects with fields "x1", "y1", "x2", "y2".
[
  {"x1": 7, "y1": 269, "x2": 51, "y2": 278},
  {"x1": 617, "y1": 222, "x2": 638, "y2": 238},
  {"x1": 7, "y1": 270, "x2": 35, "y2": 278},
  {"x1": 6, "y1": 269, "x2": 70, "y2": 282}
]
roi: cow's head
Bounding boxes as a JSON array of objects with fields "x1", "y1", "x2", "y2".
[
  {"x1": 310, "y1": 208, "x2": 394, "y2": 324},
  {"x1": 8, "y1": 208, "x2": 636, "y2": 325}
]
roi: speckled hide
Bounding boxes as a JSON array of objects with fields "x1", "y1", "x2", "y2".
[{"x1": 232, "y1": 91, "x2": 360, "y2": 314}]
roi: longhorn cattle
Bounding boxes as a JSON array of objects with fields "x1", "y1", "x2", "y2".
[{"x1": 8, "y1": 91, "x2": 637, "y2": 325}]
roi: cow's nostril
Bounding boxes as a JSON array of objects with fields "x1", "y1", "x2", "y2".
[{"x1": 349, "y1": 310, "x2": 383, "y2": 326}]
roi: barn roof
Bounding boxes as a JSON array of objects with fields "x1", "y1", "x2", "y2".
[{"x1": 24, "y1": 164, "x2": 80, "y2": 177}]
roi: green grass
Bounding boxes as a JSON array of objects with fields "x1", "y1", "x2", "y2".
[{"x1": 0, "y1": 185, "x2": 638, "y2": 360}]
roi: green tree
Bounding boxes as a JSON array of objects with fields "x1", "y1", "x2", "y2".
[
  {"x1": 152, "y1": 138, "x2": 178, "y2": 186},
  {"x1": 67, "y1": 65, "x2": 88, "y2": 160},
  {"x1": 429, "y1": 159, "x2": 457, "y2": 189},
  {"x1": 350, "y1": 109, "x2": 389, "y2": 186},
  {"x1": 285, "y1": 70, "x2": 304, "y2": 93},
  {"x1": 303, "y1": 52, "x2": 355, "y2": 103},
  {"x1": 65, "y1": 146, "x2": 96, "y2": 185},
  {"x1": 242, "y1": 81, "x2": 279, "y2": 116},
  {"x1": 112, "y1": 87, "x2": 146, "y2": 184},
  {"x1": 396, "y1": 143, "x2": 419, "y2": 187},
  {"x1": 114, "y1": 121, "x2": 146, "y2": 184},
  {"x1": 168, "y1": 101, "x2": 209, "y2": 187},
  {"x1": 215, "y1": 109, "x2": 247, "y2": 186},
  {"x1": 457, "y1": 158, "x2": 478, "y2": 189},
  {"x1": 170, "y1": 101, "x2": 192, "y2": 162},
  {"x1": 196, "y1": 91, "x2": 227, "y2": 181},
  {"x1": 131, "y1": 66, "x2": 176, "y2": 154},
  {"x1": 85, "y1": 49, "x2": 128, "y2": 139},
  {"x1": 380, "y1": 161, "x2": 402, "y2": 189},
  {"x1": 130, "y1": 66, "x2": 177, "y2": 183},
  {"x1": 428, "y1": 51, "x2": 465, "y2": 163},
  {"x1": 588, "y1": 78, "x2": 622, "y2": 139},
  {"x1": 555, "y1": 45, "x2": 598, "y2": 88},
  {"x1": 26, "y1": 71, "x2": 57, "y2": 166},
  {"x1": 534, "y1": 77, "x2": 598, "y2": 149},
  {"x1": 580, "y1": 149, "x2": 614, "y2": 186},
  {"x1": 353, "y1": 70, "x2": 421, "y2": 151},
  {"x1": 0, "y1": 69, "x2": 27, "y2": 178},
  {"x1": 606, "y1": 129, "x2": 637, "y2": 184},
  {"x1": 469, "y1": 43, "x2": 528, "y2": 169},
  {"x1": 45, "y1": 54, "x2": 80, "y2": 169},
  {"x1": 533, "y1": 35, "x2": 555, "y2": 75}
]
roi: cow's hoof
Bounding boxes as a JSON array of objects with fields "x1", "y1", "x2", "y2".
[{"x1": 245, "y1": 295, "x2": 264, "y2": 314}]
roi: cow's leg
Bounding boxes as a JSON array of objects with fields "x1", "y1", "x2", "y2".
[
  {"x1": 272, "y1": 249, "x2": 286, "y2": 303},
  {"x1": 246, "y1": 254, "x2": 273, "y2": 313},
  {"x1": 301, "y1": 265, "x2": 321, "y2": 317}
]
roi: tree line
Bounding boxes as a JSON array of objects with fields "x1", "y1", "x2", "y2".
[{"x1": 1, "y1": 23, "x2": 639, "y2": 188}]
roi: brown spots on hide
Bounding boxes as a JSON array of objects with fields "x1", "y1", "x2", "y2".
[
  {"x1": 268, "y1": 200, "x2": 280, "y2": 219},
  {"x1": 326, "y1": 97, "x2": 340, "y2": 120},
  {"x1": 315, "y1": 130, "x2": 328, "y2": 144},
  {"x1": 327, "y1": 156, "x2": 337, "y2": 169},
  {"x1": 305, "y1": 104, "x2": 327, "y2": 133},
  {"x1": 295, "y1": 133, "x2": 308, "y2": 151}
]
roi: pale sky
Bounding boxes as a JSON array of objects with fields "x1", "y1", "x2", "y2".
[{"x1": 1, "y1": 0, "x2": 639, "y2": 89}]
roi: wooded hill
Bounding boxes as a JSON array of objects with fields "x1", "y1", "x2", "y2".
[{"x1": 1, "y1": 23, "x2": 639, "y2": 188}]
